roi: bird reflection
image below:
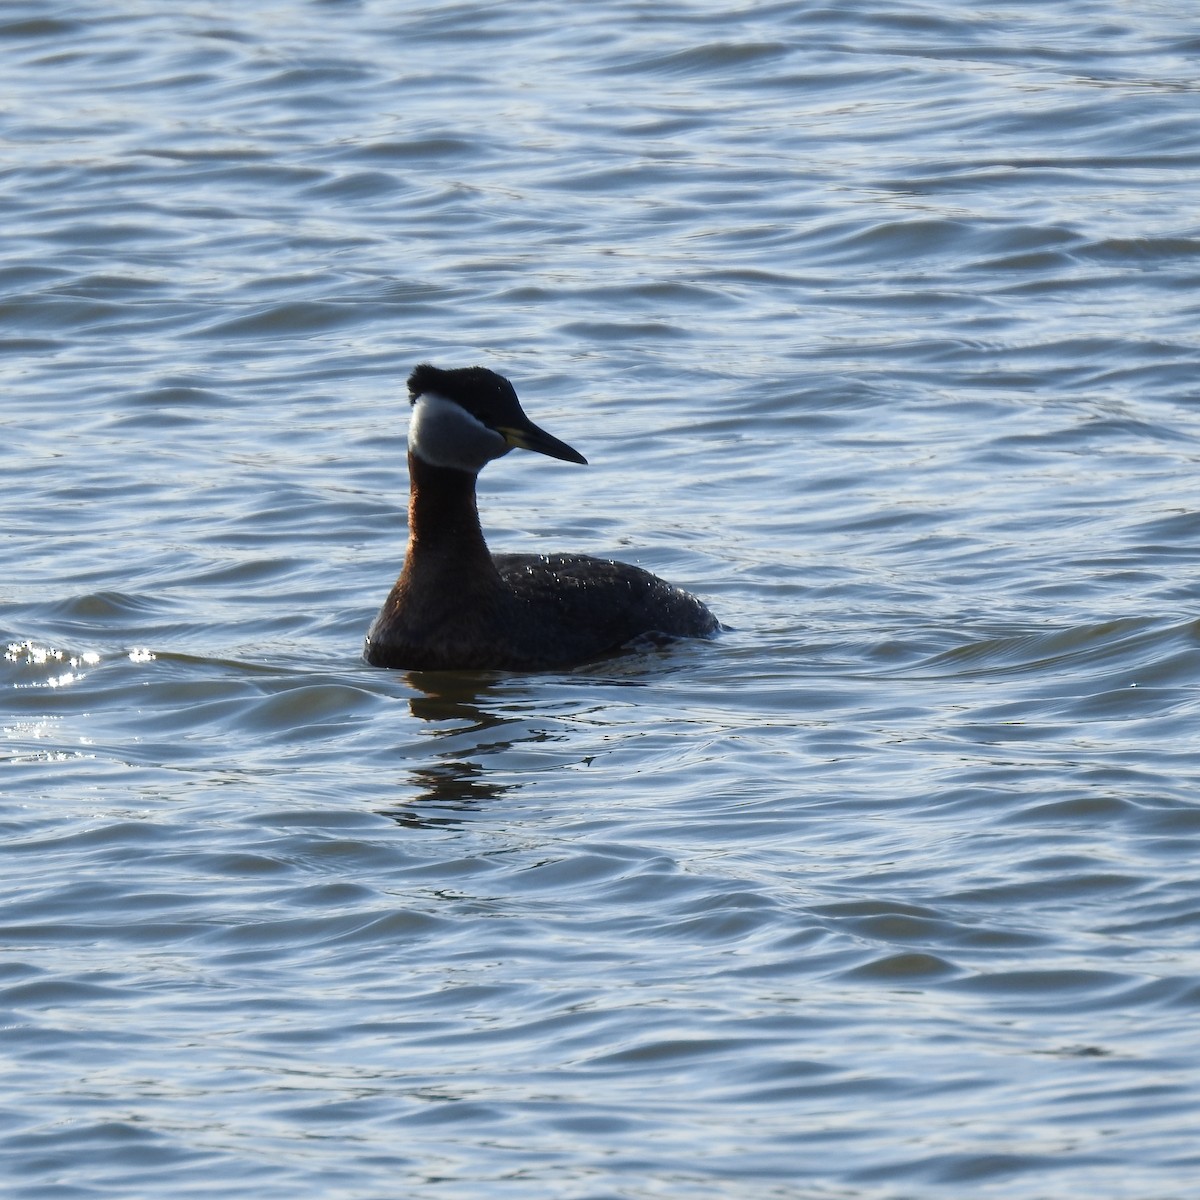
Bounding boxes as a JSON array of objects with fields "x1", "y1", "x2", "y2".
[
  {"x1": 378, "y1": 669, "x2": 550, "y2": 826},
  {"x1": 382, "y1": 760, "x2": 513, "y2": 828}
]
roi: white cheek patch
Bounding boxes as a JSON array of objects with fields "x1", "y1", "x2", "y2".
[{"x1": 409, "y1": 392, "x2": 507, "y2": 471}]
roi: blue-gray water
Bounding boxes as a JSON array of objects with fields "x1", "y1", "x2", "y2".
[{"x1": 4, "y1": 2, "x2": 1200, "y2": 1196}]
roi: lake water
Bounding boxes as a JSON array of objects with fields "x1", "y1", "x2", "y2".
[{"x1": 4, "y1": 1, "x2": 1200, "y2": 1196}]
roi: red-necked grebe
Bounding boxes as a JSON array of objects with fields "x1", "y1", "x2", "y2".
[{"x1": 364, "y1": 364, "x2": 719, "y2": 671}]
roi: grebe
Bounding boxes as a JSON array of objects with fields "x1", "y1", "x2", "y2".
[{"x1": 364, "y1": 364, "x2": 719, "y2": 671}]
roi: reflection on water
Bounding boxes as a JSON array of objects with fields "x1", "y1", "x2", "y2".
[
  {"x1": 366, "y1": 668, "x2": 600, "y2": 819},
  {"x1": 404, "y1": 671, "x2": 515, "y2": 726},
  {"x1": 383, "y1": 762, "x2": 512, "y2": 826}
]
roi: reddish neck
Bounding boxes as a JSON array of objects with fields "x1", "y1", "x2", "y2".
[{"x1": 401, "y1": 451, "x2": 496, "y2": 579}]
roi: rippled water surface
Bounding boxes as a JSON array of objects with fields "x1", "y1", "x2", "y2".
[{"x1": 4, "y1": 2, "x2": 1200, "y2": 1196}]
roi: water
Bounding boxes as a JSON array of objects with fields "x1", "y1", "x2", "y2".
[{"x1": 4, "y1": 1, "x2": 1200, "y2": 1196}]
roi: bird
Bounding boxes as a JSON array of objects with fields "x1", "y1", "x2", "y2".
[{"x1": 363, "y1": 364, "x2": 719, "y2": 671}]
